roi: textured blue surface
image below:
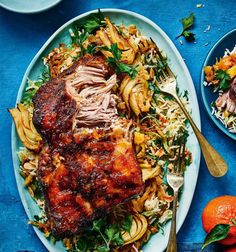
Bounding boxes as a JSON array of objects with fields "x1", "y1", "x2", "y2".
[{"x1": 0, "y1": 0, "x2": 236, "y2": 251}]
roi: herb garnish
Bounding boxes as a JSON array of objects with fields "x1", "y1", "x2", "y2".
[
  {"x1": 102, "y1": 44, "x2": 137, "y2": 79},
  {"x1": 22, "y1": 64, "x2": 50, "y2": 105},
  {"x1": 74, "y1": 10, "x2": 105, "y2": 34},
  {"x1": 71, "y1": 29, "x2": 87, "y2": 55},
  {"x1": 69, "y1": 214, "x2": 132, "y2": 252},
  {"x1": 177, "y1": 13, "x2": 195, "y2": 41},
  {"x1": 83, "y1": 10, "x2": 105, "y2": 34},
  {"x1": 85, "y1": 43, "x2": 98, "y2": 55},
  {"x1": 215, "y1": 69, "x2": 231, "y2": 91},
  {"x1": 70, "y1": 10, "x2": 105, "y2": 57}
]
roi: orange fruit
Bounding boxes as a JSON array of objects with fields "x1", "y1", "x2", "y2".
[
  {"x1": 224, "y1": 247, "x2": 236, "y2": 252},
  {"x1": 202, "y1": 195, "x2": 236, "y2": 245}
]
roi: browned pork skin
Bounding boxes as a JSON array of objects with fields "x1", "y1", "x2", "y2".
[{"x1": 33, "y1": 54, "x2": 144, "y2": 238}]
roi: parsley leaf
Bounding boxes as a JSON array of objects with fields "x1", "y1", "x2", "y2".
[
  {"x1": 177, "y1": 13, "x2": 196, "y2": 41},
  {"x1": 107, "y1": 57, "x2": 138, "y2": 79},
  {"x1": 74, "y1": 9, "x2": 105, "y2": 35},
  {"x1": 69, "y1": 213, "x2": 133, "y2": 252},
  {"x1": 122, "y1": 214, "x2": 133, "y2": 232},
  {"x1": 70, "y1": 29, "x2": 88, "y2": 57},
  {"x1": 70, "y1": 10, "x2": 105, "y2": 57},
  {"x1": 182, "y1": 13, "x2": 195, "y2": 31},
  {"x1": 104, "y1": 43, "x2": 137, "y2": 79},
  {"x1": 85, "y1": 43, "x2": 97, "y2": 55},
  {"x1": 215, "y1": 69, "x2": 231, "y2": 91},
  {"x1": 22, "y1": 64, "x2": 50, "y2": 105},
  {"x1": 182, "y1": 30, "x2": 195, "y2": 41},
  {"x1": 71, "y1": 29, "x2": 87, "y2": 46},
  {"x1": 83, "y1": 10, "x2": 105, "y2": 34}
]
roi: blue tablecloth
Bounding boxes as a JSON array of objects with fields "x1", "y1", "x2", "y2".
[{"x1": 0, "y1": 0, "x2": 236, "y2": 251}]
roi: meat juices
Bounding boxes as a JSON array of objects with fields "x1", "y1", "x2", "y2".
[{"x1": 33, "y1": 54, "x2": 144, "y2": 238}]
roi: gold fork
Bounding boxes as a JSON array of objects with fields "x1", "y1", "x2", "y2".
[
  {"x1": 166, "y1": 139, "x2": 186, "y2": 252},
  {"x1": 155, "y1": 50, "x2": 227, "y2": 177}
]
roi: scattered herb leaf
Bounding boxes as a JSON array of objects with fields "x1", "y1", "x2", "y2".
[
  {"x1": 177, "y1": 13, "x2": 196, "y2": 41},
  {"x1": 148, "y1": 82, "x2": 160, "y2": 95},
  {"x1": 182, "y1": 13, "x2": 195, "y2": 31},
  {"x1": 70, "y1": 10, "x2": 105, "y2": 57},
  {"x1": 182, "y1": 30, "x2": 195, "y2": 41}
]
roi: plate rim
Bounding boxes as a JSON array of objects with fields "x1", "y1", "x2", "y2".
[
  {"x1": 0, "y1": 0, "x2": 62, "y2": 14},
  {"x1": 200, "y1": 28, "x2": 236, "y2": 141},
  {"x1": 11, "y1": 8, "x2": 201, "y2": 252}
]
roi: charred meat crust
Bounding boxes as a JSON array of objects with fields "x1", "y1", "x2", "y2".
[
  {"x1": 33, "y1": 54, "x2": 144, "y2": 238},
  {"x1": 38, "y1": 135, "x2": 143, "y2": 238}
]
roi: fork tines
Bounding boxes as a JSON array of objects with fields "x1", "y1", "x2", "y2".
[{"x1": 173, "y1": 137, "x2": 186, "y2": 174}]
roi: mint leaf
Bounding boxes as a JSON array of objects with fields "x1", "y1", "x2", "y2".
[
  {"x1": 201, "y1": 224, "x2": 230, "y2": 251},
  {"x1": 215, "y1": 69, "x2": 231, "y2": 91}
]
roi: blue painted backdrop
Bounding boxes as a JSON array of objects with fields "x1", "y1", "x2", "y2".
[{"x1": 0, "y1": 0, "x2": 235, "y2": 251}]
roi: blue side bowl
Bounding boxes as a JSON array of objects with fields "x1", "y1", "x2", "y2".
[
  {"x1": 0, "y1": 0, "x2": 62, "y2": 14},
  {"x1": 200, "y1": 29, "x2": 236, "y2": 141}
]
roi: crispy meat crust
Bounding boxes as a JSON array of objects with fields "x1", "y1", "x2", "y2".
[
  {"x1": 33, "y1": 54, "x2": 144, "y2": 238},
  {"x1": 39, "y1": 133, "x2": 143, "y2": 238}
]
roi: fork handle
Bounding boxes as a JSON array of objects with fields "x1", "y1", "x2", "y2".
[
  {"x1": 166, "y1": 189, "x2": 178, "y2": 252},
  {"x1": 174, "y1": 95, "x2": 227, "y2": 177}
]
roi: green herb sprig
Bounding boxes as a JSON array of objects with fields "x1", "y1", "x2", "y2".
[
  {"x1": 177, "y1": 13, "x2": 195, "y2": 41},
  {"x1": 70, "y1": 10, "x2": 105, "y2": 57},
  {"x1": 74, "y1": 9, "x2": 105, "y2": 35},
  {"x1": 215, "y1": 69, "x2": 231, "y2": 91},
  {"x1": 22, "y1": 64, "x2": 50, "y2": 105},
  {"x1": 69, "y1": 214, "x2": 132, "y2": 252},
  {"x1": 102, "y1": 43, "x2": 138, "y2": 79},
  {"x1": 82, "y1": 10, "x2": 105, "y2": 34}
]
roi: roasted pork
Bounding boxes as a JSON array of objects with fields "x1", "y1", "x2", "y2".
[{"x1": 33, "y1": 54, "x2": 144, "y2": 238}]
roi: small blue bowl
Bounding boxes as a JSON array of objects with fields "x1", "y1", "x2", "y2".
[
  {"x1": 0, "y1": 0, "x2": 62, "y2": 14},
  {"x1": 200, "y1": 29, "x2": 236, "y2": 141}
]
